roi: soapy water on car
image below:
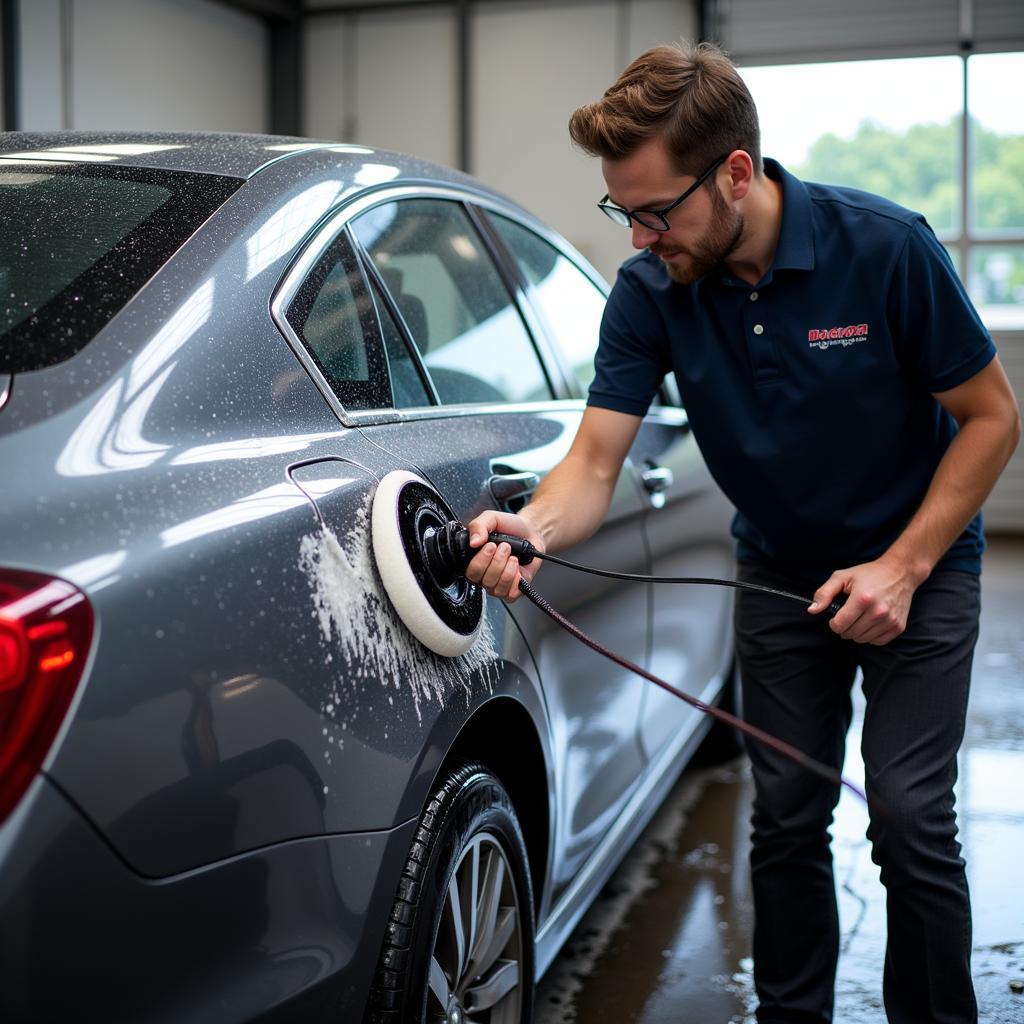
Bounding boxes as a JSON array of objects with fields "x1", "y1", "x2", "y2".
[
  {"x1": 295, "y1": 463, "x2": 865, "y2": 803},
  {"x1": 298, "y1": 500, "x2": 498, "y2": 725}
]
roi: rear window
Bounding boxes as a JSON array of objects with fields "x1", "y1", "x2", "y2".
[{"x1": 0, "y1": 164, "x2": 241, "y2": 373}]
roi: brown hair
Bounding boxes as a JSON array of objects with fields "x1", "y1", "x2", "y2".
[{"x1": 568, "y1": 41, "x2": 762, "y2": 178}]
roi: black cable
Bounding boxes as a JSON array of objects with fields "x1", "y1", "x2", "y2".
[
  {"x1": 424, "y1": 523, "x2": 867, "y2": 803},
  {"x1": 485, "y1": 532, "x2": 847, "y2": 617},
  {"x1": 517, "y1": 576, "x2": 867, "y2": 804}
]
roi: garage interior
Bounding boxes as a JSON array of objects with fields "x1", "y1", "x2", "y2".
[{"x1": 2, "y1": 1, "x2": 1022, "y2": 1022}]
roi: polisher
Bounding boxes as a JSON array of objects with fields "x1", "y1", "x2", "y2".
[{"x1": 371, "y1": 470, "x2": 864, "y2": 800}]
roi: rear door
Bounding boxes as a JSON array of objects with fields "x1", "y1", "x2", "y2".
[{"x1": 283, "y1": 189, "x2": 652, "y2": 906}]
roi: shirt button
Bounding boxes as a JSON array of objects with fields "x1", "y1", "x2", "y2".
[
  {"x1": 750, "y1": 291, "x2": 759, "y2": 301},
  {"x1": 753, "y1": 323, "x2": 764, "y2": 335}
]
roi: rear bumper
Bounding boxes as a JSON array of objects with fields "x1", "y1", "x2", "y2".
[{"x1": 0, "y1": 776, "x2": 415, "y2": 1022}]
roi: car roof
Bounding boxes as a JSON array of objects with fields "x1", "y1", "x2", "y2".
[{"x1": 0, "y1": 130, "x2": 471, "y2": 184}]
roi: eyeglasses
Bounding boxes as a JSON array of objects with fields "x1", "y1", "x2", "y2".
[{"x1": 597, "y1": 154, "x2": 728, "y2": 231}]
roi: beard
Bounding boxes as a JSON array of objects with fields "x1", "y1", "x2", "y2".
[{"x1": 650, "y1": 185, "x2": 744, "y2": 285}]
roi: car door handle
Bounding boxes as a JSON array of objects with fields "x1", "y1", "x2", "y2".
[
  {"x1": 640, "y1": 464, "x2": 674, "y2": 494},
  {"x1": 488, "y1": 470, "x2": 540, "y2": 506},
  {"x1": 640, "y1": 464, "x2": 673, "y2": 509}
]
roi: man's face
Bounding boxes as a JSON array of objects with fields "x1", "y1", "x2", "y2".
[{"x1": 602, "y1": 138, "x2": 744, "y2": 284}]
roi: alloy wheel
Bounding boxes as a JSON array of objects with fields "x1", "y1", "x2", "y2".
[{"x1": 427, "y1": 832, "x2": 524, "y2": 1024}]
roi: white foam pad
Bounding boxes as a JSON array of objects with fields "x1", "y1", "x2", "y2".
[{"x1": 371, "y1": 470, "x2": 482, "y2": 658}]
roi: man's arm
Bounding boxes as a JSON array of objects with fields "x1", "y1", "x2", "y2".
[
  {"x1": 811, "y1": 356, "x2": 1021, "y2": 644},
  {"x1": 464, "y1": 406, "x2": 643, "y2": 600}
]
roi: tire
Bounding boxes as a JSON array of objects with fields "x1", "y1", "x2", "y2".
[{"x1": 367, "y1": 764, "x2": 535, "y2": 1024}]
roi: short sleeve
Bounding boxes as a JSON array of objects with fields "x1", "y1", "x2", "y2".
[
  {"x1": 886, "y1": 220, "x2": 996, "y2": 392},
  {"x1": 587, "y1": 263, "x2": 671, "y2": 416}
]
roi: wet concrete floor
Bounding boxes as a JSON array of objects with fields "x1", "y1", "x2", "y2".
[{"x1": 537, "y1": 537, "x2": 1024, "y2": 1023}]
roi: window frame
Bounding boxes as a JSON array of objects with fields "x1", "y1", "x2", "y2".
[
  {"x1": 272, "y1": 184, "x2": 580, "y2": 426},
  {"x1": 736, "y1": 49, "x2": 1024, "y2": 332},
  {"x1": 474, "y1": 206, "x2": 612, "y2": 401},
  {"x1": 282, "y1": 229, "x2": 395, "y2": 412}
]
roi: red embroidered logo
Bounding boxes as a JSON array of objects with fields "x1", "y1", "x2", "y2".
[{"x1": 807, "y1": 323, "x2": 869, "y2": 349}]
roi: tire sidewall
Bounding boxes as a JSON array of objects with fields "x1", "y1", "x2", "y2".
[{"x1": 412, "y1": 767, "x2": 535, "y2": 1023}]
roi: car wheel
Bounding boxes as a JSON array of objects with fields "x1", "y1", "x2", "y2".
[{"x1": 367, "y1": 763, "x2": 535, "y2": 1024}]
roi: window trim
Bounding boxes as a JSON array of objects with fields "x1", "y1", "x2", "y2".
[
  {"x1": 283, "y1": 229, "x2": 395, "y2": 412},
  {"x1": 271, "y1": 183, "x2": 596, "y2": 424},
  {"x1": 353, "y1": 229, "x2": 441, "y2": 408}
]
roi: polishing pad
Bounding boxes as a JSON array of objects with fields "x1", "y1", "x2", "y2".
[{"x1": 371, "y1": 470, "x2": 483, "y2": 657}]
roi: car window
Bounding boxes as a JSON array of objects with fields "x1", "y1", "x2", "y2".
[
  {"x1": 488, "y1": 214, "x2": 606, "y2": 396},
  {"x1": 0, "y1": 164, "x2": 241, "y2": 374},
  {"x1": 351, "y1": 199, "x2": 552, "y2": 406},
  {"x1": 370, "y1": 278, "x2": 432, "y2": 409},
  {"x1": 285, "y1": 232, "x2": 394, "y2": 411}
]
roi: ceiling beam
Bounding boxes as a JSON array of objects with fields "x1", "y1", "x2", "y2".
[{"x1": 211, "y1": 0, "x2": 301, "y2": 20}]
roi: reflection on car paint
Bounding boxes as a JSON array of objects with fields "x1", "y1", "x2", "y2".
[
  {"x1": 245, "y1": 181, "x2": 346, "y2": 281},
  {"x1": 55, "y1": 279, "x2": 215, "y2": 477}
]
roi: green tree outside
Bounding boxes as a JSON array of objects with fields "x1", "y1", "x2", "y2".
[{"x1": 792, "y1": 118, "x2": 1024, "y2": 309}]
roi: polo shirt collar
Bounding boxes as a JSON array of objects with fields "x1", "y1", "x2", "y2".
[{"x1": 766, "y1": 157, "x2": 815, "y2": 273}]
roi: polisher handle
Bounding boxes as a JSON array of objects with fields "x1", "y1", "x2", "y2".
[{"x1": 486, "y1": 532, "x2": 537, "y2": 565}]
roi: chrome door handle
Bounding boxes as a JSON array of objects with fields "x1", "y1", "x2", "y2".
[
  {"x1": 640, "y1": 464, "x2": 673, "y2": 509},
  {"x1": 488, "y1": 470, "x2": 540, "y2": 505},
  {"x1": 640, "y1": 464, "x2": 673, "y2": 494}
]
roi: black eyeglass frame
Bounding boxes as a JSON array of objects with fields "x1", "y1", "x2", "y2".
[{"x1": 597, "y1": 154, "x2": 728, "y2": 231}]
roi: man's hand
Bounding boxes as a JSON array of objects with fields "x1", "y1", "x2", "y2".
[
  {"x1": 464, "y1": 510, "x2": 546, "y2": 602},
  {"x1": 808, "y1": 557, "x2": 924, "y2": 645}
]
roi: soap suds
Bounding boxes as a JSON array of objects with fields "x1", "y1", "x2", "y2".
[{"x1": 299, "y1": 501, "x2": 498, "y2": 721}]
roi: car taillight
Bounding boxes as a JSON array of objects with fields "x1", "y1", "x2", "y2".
[{"x1": 0, "y1": 569, "x2": 93, "y2": 824}]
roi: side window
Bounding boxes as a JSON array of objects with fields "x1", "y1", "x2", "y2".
[
  {"x1": 489, "y1": 214, "x2": 606, "y2": 395},
  {"x1": 351, "y1": 200, "x2": 553, "y2": 406},
  {"x1": 285, "y1": 233, "x2": 393, "y2": 410},
  {"x1": 370, "y1": 279, "x2": 432, "y2": 409}
]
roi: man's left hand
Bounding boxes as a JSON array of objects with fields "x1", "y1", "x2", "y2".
[{"x1": 808, "y1": 558, "x2": 922, "y2": 645}]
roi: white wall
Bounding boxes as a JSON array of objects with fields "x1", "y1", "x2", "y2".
[
  {"x1": 18, "y1": 0, "x2": 267, "y2": 133},
  {"x1": 304, "y1": 0, "x2": 697, "y2": 284},
  {"x1": 19, "y1": 0, "x2": 64, "y2": 129},
  {"x1": 304, "y1": 7, "x2": 458, "y2": 167}
]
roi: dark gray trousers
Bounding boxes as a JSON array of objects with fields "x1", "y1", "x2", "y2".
[{"x1": 734, "y1": 562, "x2": 980, "y2": 1024}]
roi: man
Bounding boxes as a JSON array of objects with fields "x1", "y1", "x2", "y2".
[{"x1": 465, "y1": 41, "x2": 1021, "y2": 1024}]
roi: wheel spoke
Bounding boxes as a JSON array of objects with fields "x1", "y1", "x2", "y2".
[
  {"x1": 465, "y1": 836, "x2": 481, "y2": 971},
  {"x1": 446, "y1": 871, "x2": 467, "y2": 981},
  {"x1": 472, "y1": 906, "x2": 516, "y2": 980},
  {"x1": 428, "y1": 956, "x2": 450, "y2": 1009},
  {"x1": 464, "y1": 959, "x2": 520, "y2": 1012},
  {"x1": 469, "y1": 847, "x2": 506, "y2": 970}
]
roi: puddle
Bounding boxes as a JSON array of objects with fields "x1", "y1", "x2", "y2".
[{"x1": 538, "y1": 539, "x2": 1024, "y2": 1023}]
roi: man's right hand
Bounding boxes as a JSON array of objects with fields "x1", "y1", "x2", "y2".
[{"x1": 464, "y1": 510, "x2": 546, "y2": 601}]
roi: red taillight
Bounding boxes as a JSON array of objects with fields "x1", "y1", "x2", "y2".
[{"x1": 0, "y1": 570, "x2": 93, "y2": 823}]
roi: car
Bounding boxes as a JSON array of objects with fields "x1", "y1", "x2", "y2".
[{"x1": 0, "y1": 131, "x2": 736, "y2": 1022}]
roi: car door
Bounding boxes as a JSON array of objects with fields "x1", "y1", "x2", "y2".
[
  {"x1": 337, "y1": 193, "x2": 652, "y2": 904},
  {"x1": 624, "y1": 380, "x2": 737, "y2": 761},
  {"x1": 484, "y1": 212, "x2": 736, "y2": 764}
]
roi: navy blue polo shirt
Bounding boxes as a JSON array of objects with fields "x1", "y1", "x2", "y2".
[{"x1": 589, "y1": 159, "x2": 996, "y2": 579}]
